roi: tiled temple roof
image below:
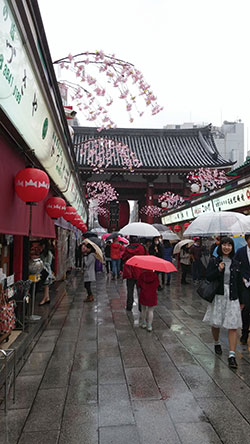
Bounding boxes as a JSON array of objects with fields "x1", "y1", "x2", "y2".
[{"x1": 73, "y1": 125, "x2": 233, "y2": 171}]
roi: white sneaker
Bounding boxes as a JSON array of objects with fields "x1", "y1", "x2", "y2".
[
  {"x1": 147, "y1": 324, "x2": 152, "y2": 332},
  {"x1": 140, "y1": 321, "x2": 147, "y2": 329}
]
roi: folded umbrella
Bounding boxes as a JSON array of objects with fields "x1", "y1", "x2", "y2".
[
  {"x1": 82, "y1": 238, "x2": 104, "y2": 263},
  {"x1": 126, "y1": 255, "x2": 177, "y2": 273}
]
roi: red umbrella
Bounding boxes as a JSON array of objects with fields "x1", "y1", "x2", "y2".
[{"x1": 126, "y1": 256, "x2": 177, "y2": 273}]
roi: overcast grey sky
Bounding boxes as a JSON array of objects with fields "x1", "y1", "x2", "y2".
[{"x1": 38, "y1": 0, "x2": 250, "y2": 148}]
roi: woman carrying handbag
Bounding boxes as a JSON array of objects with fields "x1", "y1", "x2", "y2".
[{"x1": 203, "y1": 237, "x2": 243, "y2": 369}]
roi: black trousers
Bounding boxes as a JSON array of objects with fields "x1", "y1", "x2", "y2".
[
  {"x1": 84, "y1": 281, "x2": 92, "y2": 297},
  {"x1": 126, "y1": 278, "x2": 137, "y2": 310},
  {"x1": 181, "y1": 263, "x2": 190, "y2": 283},
  {"x1": 241, "y1": 306, "x2": 250, "y2": 340}
]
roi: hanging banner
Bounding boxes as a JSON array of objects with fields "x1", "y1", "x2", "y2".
[{"x1": 0, "y1": 0, "x2": 86, "y2": 220}]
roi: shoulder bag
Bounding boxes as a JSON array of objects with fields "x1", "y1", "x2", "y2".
[{"x1": 197, "y1": 279, "x2": 220, "y2": 303}]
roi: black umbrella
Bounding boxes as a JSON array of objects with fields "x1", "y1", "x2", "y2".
[
  {"x1": 105, "y1": 232, "x2": 121, "y2": 241},
  {"x1": 83, "y1": 231, "x2": 98, "y2": 238}
]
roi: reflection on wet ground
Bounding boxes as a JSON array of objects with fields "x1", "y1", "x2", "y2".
[{"x1": 1, "y1": 270, "x2": 250, "y2": 443}]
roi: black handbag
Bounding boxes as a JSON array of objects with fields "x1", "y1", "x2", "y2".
[{"x1": 197, "y1": 279, "x2": 220, "y2": 303}]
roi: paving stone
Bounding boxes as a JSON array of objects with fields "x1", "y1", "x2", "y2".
[
  {"x1": 19, "y1": 352, "x2": 51, "y2": 376},
  {"x1": 133, "y1": 400, "x2": 181, "y2": 444},
  {"x1": 0, "y1": 409, "x2": 29, "y2": 444},
  {"x1": 99, "y1": 356, "x2": 125, "y2": 384},
  {"x1": 32, "y1": 336, "x2": 58, "y2": 353},
  {"x1": 40, "y1": 365, "x2": 71, "y2": 389},
  {"x1": 178, "y1": 363, "x2": 224, "y2": 398},
  {"x1": 0, "y1": 375, "x2": 41, "y2": 410},
  {"x1": 72, "y1": 352, "x2": 97, "y2": 372},
  {"x1": 120, "y1": 345, "x2": 148, "y2": 368},
  {"x1": 197, "y1": 397, "x2": 250, "y2": 444},
  {"x1": 70, "y1": 369, "x2": 97, "y2": 386},
  {"x1": 24, "y1": 388, "x2": 67, "y2": 432},
  {"x1": 165, "y1": 391, "x2": 207, "y2": 423},
  {"x1": 18, "y1": 430, "x2": 60, "y2": 444},
  {"x1": 125, "y1": 367, "x2": 161, "y2": 400},
  {"x1": 66, "y1": 383, "x2": 97, "y2": 405},
  {"x1": 99, "y1": 383, "x2": 134, "y2": 426},
  {"x1": 175, "y1": 422, "x2": 222, "y2": 444},
  {"x1": 99, "y1": 424, "x2": 140, "y2": 444},
  {"x1": 59, "y1": 423, "x2": 98, "y2": 444},
  {"x1": 62, "y1": 403, "x2": 98, "y2": 428}
]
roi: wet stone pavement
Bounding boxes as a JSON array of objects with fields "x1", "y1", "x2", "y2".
[{"x1": 1, "y1": 270, "x2": 250, "y2": 444}]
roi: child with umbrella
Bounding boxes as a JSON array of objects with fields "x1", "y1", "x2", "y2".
[{"x1": 126, "y1": 256, "x2": 177, "y2": 331}]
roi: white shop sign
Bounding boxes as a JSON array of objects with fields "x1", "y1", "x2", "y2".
[
  {"x1": 213, "y1": 186, "x2": 250, "y2": 212},
  {"x1": 170, "y1": 207, "x2": 194, "y2": 223},
  {"x1": 0, "y1": 0, "x2": 86, "y2": 220},
  {"x1": 192, "y1": 200, "x2": 214, "y2": 217}
]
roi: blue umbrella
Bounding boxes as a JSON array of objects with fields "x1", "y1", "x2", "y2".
[{"x1": 213, "y1": 236, "x2": 246, "y2": 256}]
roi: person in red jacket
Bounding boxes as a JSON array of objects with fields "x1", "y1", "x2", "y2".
[
  {"x1": 122, "y1": 236, "x2": 147, "y2": 311},
  {"x1": 137, "y1": 270, "x2": 159, "y2": 331},
  {"x1": 110, "y1": 238, "x2": 123, "y2": 279}
]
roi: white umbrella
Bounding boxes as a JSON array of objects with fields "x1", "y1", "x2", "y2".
[
  {"x1": 120, "y1": 222, "x2": 160, "y2": 237},
  {"x1": 161, "y1": 231, "x2": 180, "y2": 241},
  {"x1": 183, "y1": 211, "x2": 250, "y2": 237},
  {"x1": 173, "y1": 239, "x2": 194, "y2": 254},
  {"x1": 153, "y1": 224, "x2": 180, "y2": 240}
]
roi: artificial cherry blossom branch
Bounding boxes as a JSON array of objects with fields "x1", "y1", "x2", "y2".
[
  {"x1": 54, "y1": 50, "x2": 163, "y2": 130},
  {"x1": 186, "y1": 168, "x2": 229, "y2": 191}
]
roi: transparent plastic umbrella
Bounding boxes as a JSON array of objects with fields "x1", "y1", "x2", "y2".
[
  {"x1": 183, "y1": 212, "x2": 250, "y2": 237},
  {"x1": 153, "y1": 224, "x2": 180, "y2": 240},
  {"x1": 120, "y1": 222, "x2": 160, "y2": 237}
]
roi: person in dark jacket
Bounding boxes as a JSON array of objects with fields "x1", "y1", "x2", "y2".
[
  {"x1": 149, "y1": 237, "x2": 164, "y2": 290},
  {"x1": 137, "y1": 270, "x2": 159, "y2": 332},
  {"x1": 234, "y1": 234, "x2": 250, "y2": 345},
  {"x1": 162, "y1": 240, "x2": 173, "y2": 286},
  {"x1": 104, "y1": 241, "x2": 112, "y2": 274},
  {"x1": 122, "y1": 237, "x2": 147, "y2": 311},
  {"x1": 203, "y1": 237, "x2": 243, "y2": 369}
]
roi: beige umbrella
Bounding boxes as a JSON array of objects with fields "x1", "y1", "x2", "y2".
[
  {"x1": 83, "y1": 238, "x2": 104, "y2": 264},
  {"x1": 173, "y1": 239, "x2": 194, "y2": 255}
]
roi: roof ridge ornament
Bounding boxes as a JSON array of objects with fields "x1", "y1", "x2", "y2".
[{"x1": 198, "y1": 130, "x2": 217, "y2": 158}]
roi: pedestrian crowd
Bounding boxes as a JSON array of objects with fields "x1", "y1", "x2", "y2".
[{"x1": 77, "y1": 231, "x2": 250, "y2": 370}]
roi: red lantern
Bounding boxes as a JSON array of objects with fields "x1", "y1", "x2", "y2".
[
  {"x1": 63, "y1": 206, "x2": 77, "y2": 222},
  {"x1": 184, "y1": 222, "x2": 191, "y2": 230},
  {"x1": 45, "y1": 197, "x2": 66, "y2": 219},
  {"x1": 15, "y1": 168, "x2": 50, "y2": 204},
  {"x1": 174, "y1": 224, "x2": 182, "y2": 232},
  {"x1": 72, "y1": 215, "x2": 82, "y2": 226},
  {"x1": 168, "y1": 226, "x2": 173, "y2": 231}
]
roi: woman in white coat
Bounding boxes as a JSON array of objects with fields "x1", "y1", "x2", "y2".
[{"x1": 82, "y1": 243, "x2": 96, "y2": 302}]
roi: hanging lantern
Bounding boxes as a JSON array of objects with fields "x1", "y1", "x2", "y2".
[
  {"x1": 174, "y1": 224, "x2": 182, "y2": 232},
  {"x1": 63, "y1": 206, "x2": 77, "y2": 222},
  {"x1": 45, "y1": 197, "x2": 66, "y2": 219},
  {"x1": 15, "y1": 168, "x2": 50, "y2": 204},
  {"x1": 72, "y1": 215, "x2": 82, "y2": 226},
  {"x1": 184, "y1": 222, "x2": 191, "y2": 230},
  {"x1": 190, "y1": 183, "x2": 200, "y2": 193},
  {"x1": 168, "y1": 226, "x2": 173, "y2": 231},
  {"x1": 161, "y1": 201, "x2": 168, "y2": 208},
  {"x1": 78, "y1": 222, "x2": 88, "y2": 233}
]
